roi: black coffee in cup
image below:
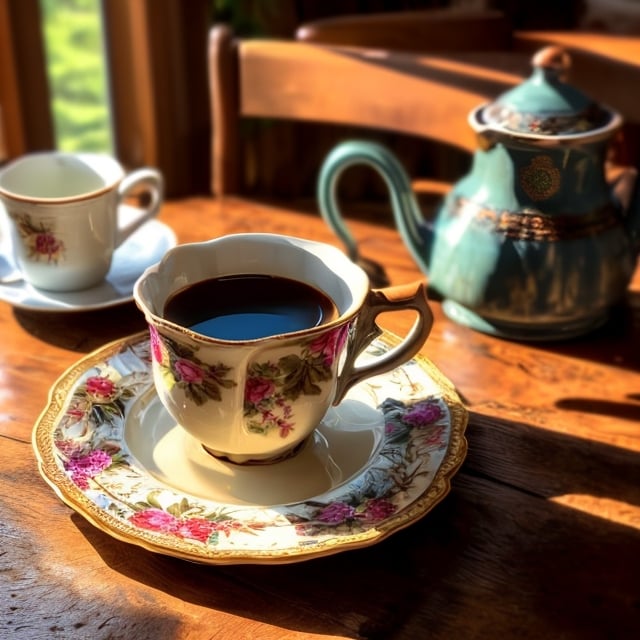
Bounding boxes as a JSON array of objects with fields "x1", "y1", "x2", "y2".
[{"x1": 163, "y1": 274, "x2": 338, "y2": 340}]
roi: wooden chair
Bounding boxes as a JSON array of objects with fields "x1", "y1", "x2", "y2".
[
  {"x1": 296, "y1": 11, "x2": 640, "y2": 168},
  {"x1": 207, "y1": 22, "x2": 640, "y2": 285},
  {"x1": 209, "y1": 11, "x2": 640, "y2": 192},
  {"x1": 207, "y1": 21, "x2": 528, "y2": 199}
]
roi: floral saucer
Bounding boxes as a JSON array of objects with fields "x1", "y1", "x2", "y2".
[
  {"x1": 33, "y1": 331, "x2": 468, "y2": 564},
  {"x1": 0, "y1": 210, "x2": 176, "y2": 312}
]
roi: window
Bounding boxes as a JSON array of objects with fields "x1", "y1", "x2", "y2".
[
  {"x1": 1, "y1": 0, "x2": 212, "y2": 196},
  {"x1": 39, "y1": 0, "x2": 113, "y2": 153}
]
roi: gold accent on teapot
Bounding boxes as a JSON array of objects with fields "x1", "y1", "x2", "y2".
[{"x1": 519, "y1": 155, "x2": 561, "y2": 201}]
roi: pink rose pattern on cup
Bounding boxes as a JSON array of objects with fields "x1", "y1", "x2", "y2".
[
  {"x1": 149, "y1": 323, "x2": 350, "y2": 439},
  {"x1": 51, "y1": 337, "x2": 450, "y2": 548},
  {"x1": 150, "y1": 324, "x2": 236, "y2": 405},
  {"x1": 244, "y1": 325, "x2": 349, "y2": 438},
  {"x1": 10, "y1": 212, "x2": 66, "y2": 263}
]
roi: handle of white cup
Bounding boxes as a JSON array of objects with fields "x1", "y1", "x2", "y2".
[
  {"x1": 115, "y1": 168, "x2": 164, "y2": 247},
  {"x1": 333, "y1": 280, "x2": 433, "y2": 404}
]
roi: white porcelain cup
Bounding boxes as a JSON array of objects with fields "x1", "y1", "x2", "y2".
[
  {"x1": 134, "y1": 233, "x2": 433, "y2": 464},
  {"x1": 0, "y1": 151, "x2": 163, "y2": 291}
]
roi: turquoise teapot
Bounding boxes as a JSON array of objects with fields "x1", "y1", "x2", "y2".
[{"x1": 318, "y1": 46, "x2": 640, "y2": 340}]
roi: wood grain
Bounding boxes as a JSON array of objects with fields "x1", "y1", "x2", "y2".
[{"x1": 1, "y1": 196, "x2": 638, "y2": 639}]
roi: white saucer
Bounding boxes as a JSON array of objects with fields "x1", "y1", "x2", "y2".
[
  {"x1": 0, "y1": 210, "x2": 176, "y2": 312},
  {"x1": 33, "y1": 331, "x2": 468, "y2": 565},
  {"x1": 127, "y1": 389, "x2": 385, "y2": 506}
]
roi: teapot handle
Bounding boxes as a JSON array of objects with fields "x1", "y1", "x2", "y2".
[
  {"x1": 317, "y1": 140, "x2": 431, "y2": 277},
  {"x1": 610, "y1": 165, "x2": 637, "y2": 212},
  {"x1": 610, "y1": 165, "x2": 640, "y2": 251}
]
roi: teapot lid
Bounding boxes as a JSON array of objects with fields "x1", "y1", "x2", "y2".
[{"x1": 480, "y1": 46, "x2": 613, "y2": 136}]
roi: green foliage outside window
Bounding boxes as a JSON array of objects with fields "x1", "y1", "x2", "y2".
[{"x1": 40, "y1": 0, "x2": 112, "y2": 152}]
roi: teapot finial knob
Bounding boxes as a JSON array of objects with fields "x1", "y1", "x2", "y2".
[{"x1": 532, "y1": 45, "x2": 571, "y2": 81}]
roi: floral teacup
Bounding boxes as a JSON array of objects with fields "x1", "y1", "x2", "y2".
[
  {"x1": 134, "y1": 233, "x2": 433, "y2": 464},
  {"x1": 0, "y1": 151, "x2": 162, "y2": 291}
]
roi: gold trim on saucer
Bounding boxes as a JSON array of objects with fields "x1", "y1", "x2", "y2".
[{"x1": 33, "y1": 330, "x2": 468, "y2": 565}]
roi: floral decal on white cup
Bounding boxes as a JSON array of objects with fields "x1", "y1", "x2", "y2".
[
  {"x1": 244, "y1": 324, "x2": 349, "y2": 438},
  {"x1": 149, "y1": 325, "x2": 236, "y2": 405},
  {"x1": 149, "y1": 323, "x2": 349, "y2": 440},
  {"x1": 11, "y1": 212, "x2": 66, "y2": 264}
]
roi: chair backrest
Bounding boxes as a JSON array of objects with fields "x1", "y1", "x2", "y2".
[
  {"x1": 208, "y1": 23, "x2": 529, "y2": 197},
  {"x1": 295, "y1": 14, "x2": 640, "y2": 173},
  {"x1": 295, "y1": 8, "x2": 513, "y2": 53}
]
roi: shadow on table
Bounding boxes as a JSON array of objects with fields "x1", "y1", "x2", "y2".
[
  {"x1": 71, "y1": 409, "x2": 640, "y2": 640},
  {"x1": 13, "y1": 302, "x2": 147, "y2": 352},
  {"x1": 504, "y1": 290, "x2": 640, "y2": 374},
  {"x1": 555, "y1": 395, "x2": 640, "y2": 421},
  {"x1": 465, "y1": 411, "x2": 640, "y2": 508}
]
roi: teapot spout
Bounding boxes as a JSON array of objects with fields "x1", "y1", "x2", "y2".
[
  {"x1": 612, "y1": 166, "x2": 640, "y2": 252},
  {"x1": 317, "y1": 141, "x2": 434, "y2": 280}
]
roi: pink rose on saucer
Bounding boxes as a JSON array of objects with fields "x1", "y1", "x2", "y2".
[{"x1": 85, "y1": 375, "x2": 118, "y2": 403}]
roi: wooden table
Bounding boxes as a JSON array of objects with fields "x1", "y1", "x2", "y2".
[{"x1": 2, "y1": 196, "x2": 639, "y2": 639}]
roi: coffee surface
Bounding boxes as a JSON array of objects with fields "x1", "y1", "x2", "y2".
[{"x1": 163, "y1": 274, "x2": 337, "y2": 340}]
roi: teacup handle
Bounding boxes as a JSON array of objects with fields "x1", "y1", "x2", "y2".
[
  {"x1": 115, "y1": 168, "x2": 164, "y2": 246},
  {"x1": 334, "y1": 280, "x2": 433, "y2": 404}
]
